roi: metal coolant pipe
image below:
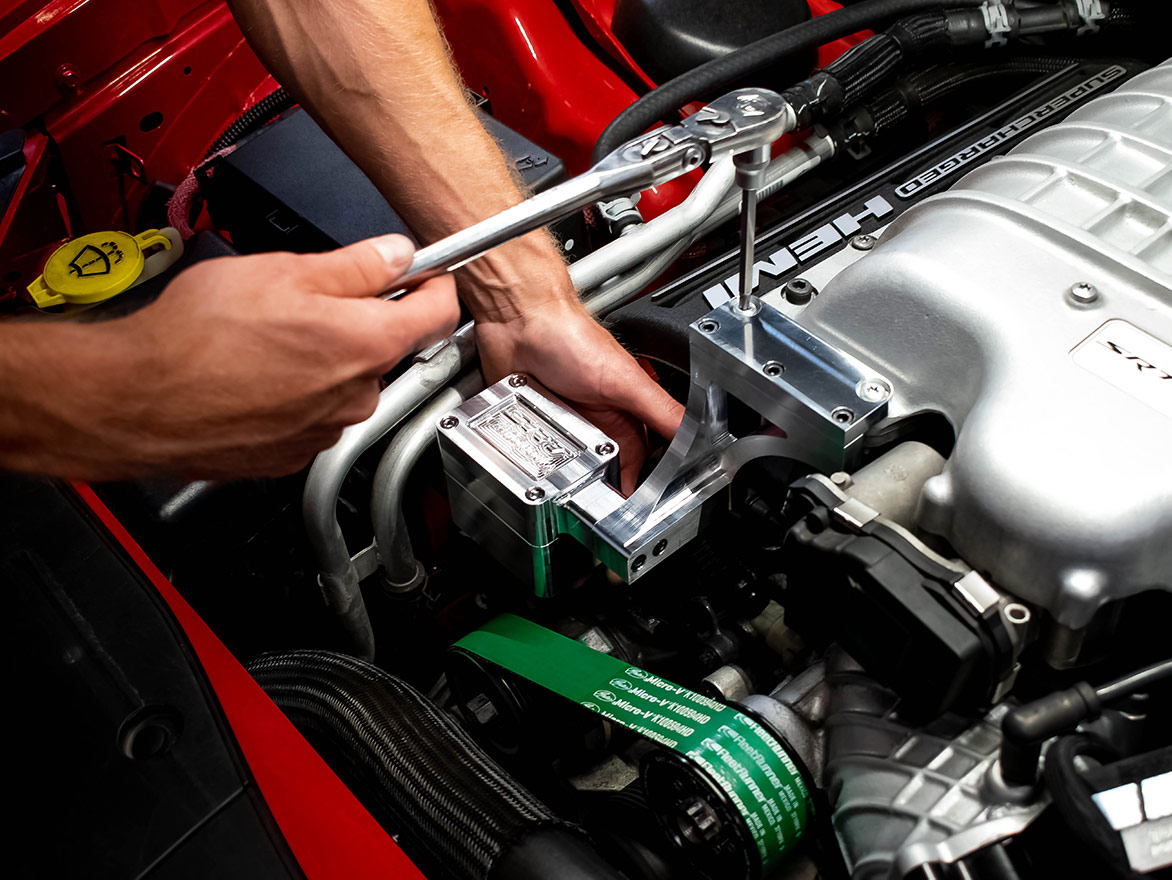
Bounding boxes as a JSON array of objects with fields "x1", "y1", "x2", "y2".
[
  {"x1": 302, "y1": 324, "x2": 475, "y2": 658},
  {"x1": 371, "y1": 373, "x2": 482, "y2": 592}
]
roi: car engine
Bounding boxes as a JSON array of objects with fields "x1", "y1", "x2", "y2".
[{"x1": 8, "y1": 1, "x2": 1172, "y2": 878}]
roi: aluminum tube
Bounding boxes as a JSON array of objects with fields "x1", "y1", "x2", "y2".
[
  {"x1": 302, "y1": 323, "x2": 476, "y2": 658},
  {"x1": 586, "y1": 134, "x2": 836, "y2": 315},
  {"x1": 371, "y1": 373, "x2": 484, "y2": 591},
  {"x1": 585, "y1": 238, "x2": 694, "y2": 316},
  {"x1": 570, "y1": 157, "x2": 736, "y2": 293}
]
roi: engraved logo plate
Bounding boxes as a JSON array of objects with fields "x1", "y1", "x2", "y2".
[
  {"x1": 472, "y1": 396, "x2": 582, "y2": 479},
  {"x1": 1073, "y1": 320, "x2": 1172, "y2": 419}
]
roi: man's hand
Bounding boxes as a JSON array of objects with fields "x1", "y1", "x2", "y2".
[
  {"x1": 0, "y1": 234, "x2": 458, "y2": 481},
  {"x1": 477, "y1": 299, "x2": 684, "y2": 495}
]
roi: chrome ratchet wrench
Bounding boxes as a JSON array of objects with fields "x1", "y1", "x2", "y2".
[{"x1": 384, "y1": 89, "x2": 795, "y2": 298}]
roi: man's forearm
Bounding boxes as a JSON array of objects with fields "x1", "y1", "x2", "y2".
[
  {"x1": 0, "y1": 323, "x2": 124, "y2": 476},
  {"x1": 225, "y1": 0, "x2": 574, "y2": 323}
]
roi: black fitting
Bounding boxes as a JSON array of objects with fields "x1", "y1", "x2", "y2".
[
  {"x1": 999, "y1": 681, "x2": 1101, "y2": 786},
  {"x1": 592, "y1": 0, "x2": 987, "y2": 162}
]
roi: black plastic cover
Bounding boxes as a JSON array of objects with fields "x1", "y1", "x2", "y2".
[
  {"x1": 199, "y1": 107, "x2": 566, "y2": 255},
  {"x1": 780, "y1": 477, "x2": 1011, "y2": 719},
  {"x1": 612, "y1": 0, "x2": 813, "y2": 84},
  {"x1": 1, "y1": 475, "x2": 303, "y2": 879}
]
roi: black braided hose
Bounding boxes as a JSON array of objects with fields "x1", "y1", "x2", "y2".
[{"x1": 248, "y1": 650, "x2": 621, "y2": 880}]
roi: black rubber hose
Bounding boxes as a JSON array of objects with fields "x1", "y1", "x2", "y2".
[
  {"x1": 592, "y1": 0, "x2": 985, "y2": 161},
  {"x1": 202, "y1": 87, "x2": 294, "y2": 161},
  {"x1": 248, "y1": 650, "x2": 623, "y2": 880},
  {"x1": 1043, "y1": 734, "x2": 1135, "y2": 879},
  {"x1": 857, "y1": 56, "x2": 1076, "y2": 137}
]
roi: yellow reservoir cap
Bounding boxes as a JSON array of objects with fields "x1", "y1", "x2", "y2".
[{"x1": 27, "y1": 228, "x2": 181, "y2": 308}]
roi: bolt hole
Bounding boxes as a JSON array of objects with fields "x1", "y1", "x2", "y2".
[
  {"x1": 762, "y1": 360, "x2": 784, "y2": 377},
  {"x1": 698, "y1": 319, "x2": 719, "y2": 333},
  {"x1": 119, "y1": 706, "x2": 181, "y2": 760},
  {"x1": 653, "y1": 539, "x2": 668, "y2": 557},
  {"x1": 1005, "y1": 603, "x2": 1031, "y2": 625},
  {"x1": 139, "y1": 111, "x2": 164, "y2": 132},
  {"x1": 183, "y1": 66, "x2": 192, "y2": 75},
  {"x1": 632, "y1": 554, "x2": 647, "y2": 573}
]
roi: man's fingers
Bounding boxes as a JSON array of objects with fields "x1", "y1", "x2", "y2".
[
  {"x1": 351, "y1": 275, "x2": 461, "y2": 373},
  {"x1": 610, "y1": 364, "x2": 685, "y2": 442},
  {"x1": 301, "y1": 233, "x2": 418, "y2": 299},
  {"x1": 324, "y1": 376, "x2": 383, "y2": 427}
]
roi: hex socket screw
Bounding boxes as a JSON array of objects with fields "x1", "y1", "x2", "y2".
[
  {"x1": 508, "y1": 375, "x2": 528, "y2": 388},
  {"x1": 524, "y1": 487, "x2": 545, "y2": 501},
  {"x1": 595, "y1": 442, "x2": 616, "y2": 456},
  {"x1": 784, "y1": 277, "x2": 815, "y2": 305},
  {"x1": 439, "y1": 416, "x2": 459, "y2": 430}
]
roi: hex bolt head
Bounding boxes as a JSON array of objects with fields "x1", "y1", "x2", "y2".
[
  {"x1": 595, "y1": 442, "x2": 616, "y2": 456},
  {"x1": 784, "y1": 277, "x2": 815, "y2": 305},
  {"x1": 856, "y1": 378, "x2": 891, "y2": 402},
  {"x1": 508, "y1": 374, "x2": 528, "y2": 388},
  {"x1": 524, "y1": 487, "x2": 545, "y2": 501},
  {"x1": 850, "y1": 233, "x2": 877, "y2": 251},
  {"x1": 1069, "y1": 282, "x2": 1099, "y2": 304},
  {"x1": 55, "y1": 64, "x2": 80, "y2": 91},
  {"x1": 439, "y1": 416, "x2": 459, "y2": 430}
]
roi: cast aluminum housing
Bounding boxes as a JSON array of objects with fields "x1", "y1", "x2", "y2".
[{"x1": 798, "y1": 60, "x2": 1172, "y2": 632}]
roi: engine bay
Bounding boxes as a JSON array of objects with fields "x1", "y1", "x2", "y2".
[{"x1": 6, "y1": 1, "x2": 1172, "y2": 878}]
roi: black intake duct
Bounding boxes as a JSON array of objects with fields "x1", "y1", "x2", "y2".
[{"x1": 248, "y1": 650, "x2": 623, "y2": 880}]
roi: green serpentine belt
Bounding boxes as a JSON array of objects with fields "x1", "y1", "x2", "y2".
[{"x1": 454, "y1": 613, "x2": 810, "y2": 873}]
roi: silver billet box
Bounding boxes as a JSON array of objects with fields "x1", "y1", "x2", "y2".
[{"x1": 436, "y1": 377, "x2": 620, "y2": 596}]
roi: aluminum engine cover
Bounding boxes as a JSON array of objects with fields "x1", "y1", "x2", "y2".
[{"x1": 798, "y1": 60, "x2": 1172, "y2": 631}]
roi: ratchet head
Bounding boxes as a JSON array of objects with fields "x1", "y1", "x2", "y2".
[{"x1": 595, "y1": 88, "x2": 795, "y2": 189}]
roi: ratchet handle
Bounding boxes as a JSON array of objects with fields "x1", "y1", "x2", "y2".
[{"x1": 383, "y1": 88, "x2": 794, "y2": 299}]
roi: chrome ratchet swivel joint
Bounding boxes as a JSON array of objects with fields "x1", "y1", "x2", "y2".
[{"x1": 385, "y1": 88, "x2": 795, "y2": 296}]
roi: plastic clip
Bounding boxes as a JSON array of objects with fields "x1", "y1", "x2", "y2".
[
  {"x1": 1075, "y1": 0, "x2": 1105, "y2": 35},
  {"x1": 980, "y1": 1, "x2": 1013, "y2": 48}
]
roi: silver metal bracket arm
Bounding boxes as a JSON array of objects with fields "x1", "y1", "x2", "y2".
[{"x1": 437, "y1": 296, "x2": 893, "y2": 591}]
